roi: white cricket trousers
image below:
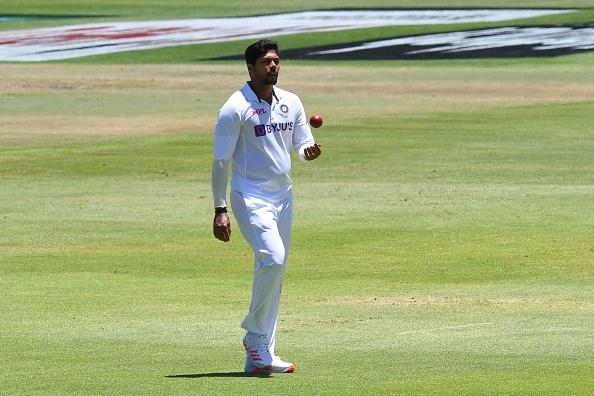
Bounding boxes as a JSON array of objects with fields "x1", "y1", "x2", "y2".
[{"x1": 230, "y1": 189, "x2": 292, "y2": 355}]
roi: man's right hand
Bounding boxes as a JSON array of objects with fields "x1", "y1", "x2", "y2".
[{"x1": 213, "y1": 213, "x2": 231, "y2": 242}]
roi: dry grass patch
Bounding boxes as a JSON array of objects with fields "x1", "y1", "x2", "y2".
[
  {"x1": 0, "y1": 115, "x2": 206, "y2": 147},
  {"x1": 282, "y1": 65, "x2": 594, "y2": 117},
  {"x1": 2, "y1": 63, "x2": 593, "y2": 147},
  {"x1": 299, "y1": 295, "x2": 594, "y2": 309},
  {"x1": 0, "y1": 64, "x2": 243, "y2": 93}
]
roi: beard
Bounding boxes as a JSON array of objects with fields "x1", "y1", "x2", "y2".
[{"x1": 264, "y1": 73, "x2": 278, "y2": 85}]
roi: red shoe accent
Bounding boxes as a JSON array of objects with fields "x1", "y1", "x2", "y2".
[{"x1": 246, "y1": 364, "x2": 284, "y2": 374}]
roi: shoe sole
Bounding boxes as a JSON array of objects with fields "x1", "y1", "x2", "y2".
[{"x1": 246, "y1": 364, "x2": 295, "y2": 374}]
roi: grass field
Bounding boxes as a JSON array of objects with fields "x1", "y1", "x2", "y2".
[{"x1": 1, "y1": 2, "x2": 594, "y2": 395}]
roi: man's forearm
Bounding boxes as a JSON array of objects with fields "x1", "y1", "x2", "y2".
[{"x1": 212, "y1": 159, "x2": 230, "y2": 209}]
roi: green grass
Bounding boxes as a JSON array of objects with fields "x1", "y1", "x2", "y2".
[
  {"x1": 2, "y1": 67, "x2": 593, "y2": 394},
  {"x1": 1, "y1": 1, "x2": 594, "y2": 395}
]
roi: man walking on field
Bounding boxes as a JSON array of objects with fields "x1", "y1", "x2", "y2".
[{"x1": 211, "y1": 39, "x2": 322, "y2": 374}]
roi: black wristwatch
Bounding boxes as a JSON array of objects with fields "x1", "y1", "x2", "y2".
[{"x1": 215, "y1": 207, "x2": 228, "y2": 214}]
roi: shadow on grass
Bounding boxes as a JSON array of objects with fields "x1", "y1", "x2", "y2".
[{"x1": 166, "y1": 372, "x2": 272, "y2": 379}]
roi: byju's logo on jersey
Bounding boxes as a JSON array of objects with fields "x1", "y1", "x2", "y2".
[
  {"x1": 254, "y1": 124, "x2": 268, "y2": 137},
  {"x1": 254, "y1": 122, "x2": 294, "y2": 137}
]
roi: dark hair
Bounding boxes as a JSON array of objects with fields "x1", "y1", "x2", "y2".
[{"x1": 244, "y1": 39, "x2": 280, "y2": 66}]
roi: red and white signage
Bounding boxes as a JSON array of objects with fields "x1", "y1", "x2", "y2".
[{"x1": 0, "y1": 9, "x2": 575, "y2": 61}]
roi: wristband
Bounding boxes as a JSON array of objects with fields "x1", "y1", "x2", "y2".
[{"x1": 215, "y1": 207, "x2": 228, "y2": 214}]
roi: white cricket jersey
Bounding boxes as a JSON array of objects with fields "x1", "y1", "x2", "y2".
[{"x1": 214, "y1": 82, "x2": 315, "y2": 201}]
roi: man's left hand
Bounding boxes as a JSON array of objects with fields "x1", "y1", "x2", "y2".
[{"x1": 304, "y1": 144, "x2": 322, "y2": 161}]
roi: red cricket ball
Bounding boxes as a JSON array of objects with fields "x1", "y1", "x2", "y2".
[{"x1": 309, "y1": 114, "x2": 323, "y2": 128}]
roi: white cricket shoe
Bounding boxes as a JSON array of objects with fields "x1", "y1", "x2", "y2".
[
  {"x1": 245, "y1": 355, "x2": 295, "y2": 374},
  {"x1": 243, "y1": 343, "x2": 274, "y2": 370}
]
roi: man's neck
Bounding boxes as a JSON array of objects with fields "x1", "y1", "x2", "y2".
[{"x1": 249, "y1": 81, "x2": 274, "y2": 104}]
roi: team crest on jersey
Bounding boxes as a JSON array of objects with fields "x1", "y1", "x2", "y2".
[{"x1": 280, "y1": 104, "x2": 289, "y2": 114}]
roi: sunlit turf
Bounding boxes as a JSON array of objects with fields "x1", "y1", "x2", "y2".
[
  {"x1": 1, "y1": 1, "x2": 594, "y2": 393},
  {"x1": 2, "y1": 70, "x2": 593, "y2": 393}
]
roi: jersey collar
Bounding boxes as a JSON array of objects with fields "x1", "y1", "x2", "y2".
[{"x1": 246, "y1": 81, "x2": 279, "y2": 103}]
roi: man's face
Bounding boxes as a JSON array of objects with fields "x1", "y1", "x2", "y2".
[{"x1": 249, "y1": 50, "x2": 280, "y2": 86}]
